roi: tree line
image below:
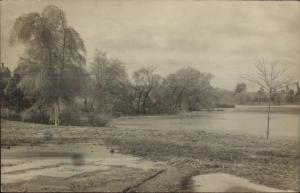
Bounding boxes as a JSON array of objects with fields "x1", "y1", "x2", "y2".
[
  {"x1": 231, "y1": 81, "x2": 299, "y2": 105},
  {"x1": 1, "y1": 5, "x2": 298, "y2": 128},
  {"x1": 0, "y1": 5, "x2": 221, "y2": 126}
]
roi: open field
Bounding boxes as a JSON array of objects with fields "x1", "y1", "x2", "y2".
[{"x1": 1, "y1": 118, "x2": 299, "y2": 192}]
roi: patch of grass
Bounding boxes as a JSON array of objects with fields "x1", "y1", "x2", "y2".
[
  {"x1": 1, "y1": 120, "x2": 299, "y2": 191},
  {"x1": 102, "y1": 128, "x2": 299, "y2": 191}
]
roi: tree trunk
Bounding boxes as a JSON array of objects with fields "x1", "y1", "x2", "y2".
[
  {"x1": 157, "y1": 97, "x2": 161, "y2": 113},
  {"x1": 54, "y1": 100, "x2": 60, "y2": 126},
  {"x1": 84, "y1": 97, "x2": 88, "y2": 111},
  {"x1": 266, "y1": 96, "x2": 271, "y2": 139},
  {"x1": 0, "y1": 95, "x2": 2, "y2": 130},
  {"x1": 142, "y1": 99, "x2": 146, "y2": 114},
  {"x1": 137, "y1": 91, "x2": 142, "y2": 114},
  {"x1": 54, "y1": 12, "x2": 65, "y2": 127},
  {"x1": 142, "y1": 92, "x2": 149, "y2": 114}
]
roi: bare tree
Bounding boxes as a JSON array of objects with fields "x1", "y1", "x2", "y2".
[{"x1": 244, "y1": 59, "x2": 292, "y2": 139}]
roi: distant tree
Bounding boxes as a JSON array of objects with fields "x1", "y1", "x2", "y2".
[
  {"x1": 272, "y1": 90, "x2": 285, "y2": 105},
  {"x1": 148, "y1": 76, "x2": 165, "y2": 113},
  {"x1": 132, "y1": 66, "x2": 160, "y2": 114},
  {"x1": 245, "y1": 60, "x2": 291, "y2": 139},
  {"x1": 256, "y1": 86, "x2": 268, "y2": 104},
  {"x1": 4, "y1": 73, "x2": 31, "y2": 113},
  {"x1": 164, "y1": 67, "x2": 214, "y2": 111},
  {"x1": 0, "y1": 63, "x2": 11, "y2": 103},
  {"x1": 0, "y1": 63, "x2": 11, "y2": 127},
  {"x1": 213, "y1": 88, "x2": 235, "y2": 105},
  {"x1": 285, "y1": 86, "x2": 295, "y2": 103},
  {"x1": 10, "y1": 5, "x2": 86, "y2": 126},
  {"x1": 234, "y1": 83, "x2": 247, "y2": 94},
  {"x1": 90, "y1": 50, "x2": 130, "y2": 115},
  {"x1": 233, "y1": 83, "x2": 248, "y2": 104},
  {"x1": 294, "y1": 82, "x2": 300, "y2": 103}
]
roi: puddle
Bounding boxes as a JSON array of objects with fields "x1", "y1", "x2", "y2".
[
  {"x1": 191, "y1": 173, "x2": 292, "y2": 192},
  {"x1": 1, "y1": 143, "x2": 165, "y2": 184}
]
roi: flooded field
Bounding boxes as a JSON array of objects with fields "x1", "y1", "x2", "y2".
[
  {"x1": 1, "y1": 143, "x2": 165, "y2": 184},
  {"x1": 113, "y1": 105, "x2": 300, "y2": 138}
]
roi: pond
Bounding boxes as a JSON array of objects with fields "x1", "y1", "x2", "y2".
[{"x1": 112, "y1": 105, "x2": 300, "y2": 138}]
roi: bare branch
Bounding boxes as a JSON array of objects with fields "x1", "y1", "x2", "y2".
[{"x1": 243, "y1": 59, "x2": 292, "y2": 95}]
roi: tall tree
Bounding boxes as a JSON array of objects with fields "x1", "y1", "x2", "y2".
[
  {"x1": 245, "y1": 60, "x2": 291, "y2": 139},
  {"x1": 132, "y1": 66, "x2": 160, "y2": 114},
  {"x1": 90, "y1": 50, "x2": 130, "y2": 115},
  {"x1": 10, "y1": 5, "x2": 86, "y2": 126},
  {"x1": 0, "y1": 63, "x2": 11, "y2": 127}
]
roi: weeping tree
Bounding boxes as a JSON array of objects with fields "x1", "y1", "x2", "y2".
[
  {"x1": 245, "y1": 60, "x2": 291, "y2": 139},
  {"x1": 10, "y1": 5, "x2": 86, "y2": 126}
]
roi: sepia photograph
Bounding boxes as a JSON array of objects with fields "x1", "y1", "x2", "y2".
[{"x1": 1, "y1": 0, "x2": 299, "y2": 192}]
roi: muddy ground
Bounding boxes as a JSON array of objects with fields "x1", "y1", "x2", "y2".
[{"x1": 1, "y1": 120, "x2": 299, "y2": 192}]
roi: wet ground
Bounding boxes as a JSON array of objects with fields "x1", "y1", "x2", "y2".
[
  {"x1": 191, "y1": 173, "x2": 292, "y2": 192},
  {"x1": 2, "y1": 143, "x2": 296, "y2": 192},
  {"x1": 1, "y1": 119, "x2": 299, "y2": 192},
  {"x1": 1, "y1": 143, "x2": 165, "y2": 184}
]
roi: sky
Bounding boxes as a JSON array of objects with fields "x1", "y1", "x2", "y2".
[{"x1": 1, "y1": 0, "x2": 300, "y2": 91}]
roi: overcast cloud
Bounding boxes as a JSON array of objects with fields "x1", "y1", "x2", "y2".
[{"x1": 1, "y1": 0, "x2": 300, "y2": 90}]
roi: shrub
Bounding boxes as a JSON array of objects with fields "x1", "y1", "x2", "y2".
[
  {"x1": 89, "y1": 111, "x2": 112, "y2": 127},
  {"x1": 44, "y1": 130, "x2": 54, "y2": 141},
  {"x1": 113, "y1": 111, "x2": 123, "y2": 118},
  {"x1": 216, "y1": 103, "x2": 235, "y2": 108},
  {"x1": 59, "y1": 107, "x2": 81, "y2": 126},
  {"x1": 1, "y1": 108, "x2": 20, "y2": 121},
  {"x1": 17, "y1": 102, "x2": 83, "y2": 126},
  {"x1": 20, "y1": 107, "x2": 49, "y2": 124},
  {"x1": 87, "y1": 100, "x2": 113, "y2": 127}
]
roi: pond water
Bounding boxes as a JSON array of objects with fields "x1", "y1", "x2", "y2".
[
  {"x1": 191, "y1": 173, "x2": 293, "y2": 192},
  {"x1": 1, "y1": 143, "x2": 165, "y2": 184},
  {"x1": 112, "y1": 105, "x2": 300, "y2": 138}
]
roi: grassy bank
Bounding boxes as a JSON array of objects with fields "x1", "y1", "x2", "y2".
[
  {"x1": 102, "y1": 127, "x2": 299, "y2": 191},
  {"x1": 1, "y1": 120, "x2": 299, "y2": 191}
]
